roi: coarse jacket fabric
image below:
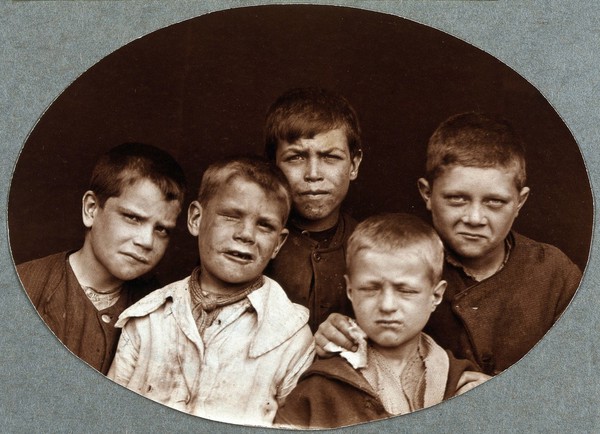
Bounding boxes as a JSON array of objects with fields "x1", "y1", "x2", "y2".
[
  {"x1": 275, "y1": 333, "x2": 477, "y2": 429},
  {"x1": 108, "y1": 275, "x2": 315, "y2": 427},
  {"x1": 16, "y1": 251, "x2": 149, "y2": 374},
  {"x1": 425, "y1": 232, "x2": 582, "y2": 375},
  {"x1": 265, "y1": 212, "x2": 356, "y2": 332}
]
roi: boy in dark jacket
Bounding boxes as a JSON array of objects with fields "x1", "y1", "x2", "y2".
[
  {"x1": 264, "y1": 87, "x2": 363, "y2": 332},
  {"x1": 275, "y1": 213, "x2": 487, "y2": 429}
]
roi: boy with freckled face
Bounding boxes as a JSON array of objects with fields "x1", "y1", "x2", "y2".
[
  {"x1": 108, "y1": 156, "x2": 315, "y2": 427},
  {"x1": 264, "y1": 87, "x2": 363, "y2": 332},
  {"x1": 275, "y1": 213, "x2": 487, "y2": 429},
  {"x1": 316, "y1": 112, "x2": 582, "y2": 376}
]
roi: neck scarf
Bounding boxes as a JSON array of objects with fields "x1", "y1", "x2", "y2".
[{"x1": 188, "y1": 267, "x2": 263, "y2": 336}]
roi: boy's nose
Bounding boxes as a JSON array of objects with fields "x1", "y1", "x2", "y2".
[
  {"x1": 462, "y1": 203, "x2": 487, "y2": 225},
  {"x1": 134, "y1": 225, "x2": 154, "y2": 250},
  {"x1": 303, "y1": 158, "x2": 324, "y2": 182},
  {"x1": 378, "y1": 289, "x2": 398, "y2": 312},
  {"x1": 234, "y1": 220, "x2": 256, "y2": 243}
]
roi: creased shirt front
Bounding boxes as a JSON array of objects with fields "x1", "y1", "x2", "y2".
[{"x1": 108, "y1": 275, "x2": 315, "y2": 426}]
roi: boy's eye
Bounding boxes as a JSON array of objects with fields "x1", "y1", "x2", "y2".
[
  {"x1": 219, "y1": 213, "x2": 239, "y2": 221},
  {"x1": 485, "y1": 198, "x2": 506, "y2": 208},
  {"x1": 396, "y1": 287, "x2": 419, "y2": 295},
  {"x1": 124, "y1": 214, "x2": 141, "y2": 223},
  {"x1": 323, "y1": 154, "x2": 343, "y2": 161},
  {"x1": 357, "y1": 286, "x2": 379, "y2": 294},
  {"x1": 446, "y1": 195, "x2": 467, "y2": 205},
  {"x1": 258, "y1": 221, "x2": 276, "y2": 232},
  {"x1": 155, "y1": 226, "x2": 170, "y2": 237},
  {"x1": 284, "y1": 154, "x2": 304, "y2": 162}
]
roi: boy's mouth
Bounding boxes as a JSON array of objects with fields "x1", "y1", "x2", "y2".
[
  {"x1": 375, "y1": 320, "x2": 403, "y2": 328},
  {"x1": 458, "y1": 232, "x2": 487, "y2": 241},
  {"x1": 224, "y1": 250, "x2": 254, "y2": 262},
  {"x1": 122, "y1": 252, "x2": 150, "y2": 264},
  {"x1": 300, "y1": 189, "x2": 329, "y2": 197}
]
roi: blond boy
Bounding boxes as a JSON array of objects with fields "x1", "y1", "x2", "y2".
[
  {"x1": 275, "y1": 213, "x2": 486, "y2": 429},
  {"x1": 108, "y1": 156, "x2": 314, "y2": 426}
]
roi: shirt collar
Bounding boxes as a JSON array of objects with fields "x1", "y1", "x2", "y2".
[{"x1": 246, "y1": 277, "x2": 310, "y2": 358}]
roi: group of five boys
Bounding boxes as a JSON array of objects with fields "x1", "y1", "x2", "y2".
[{"x1": 17, "y1": 87, "x2": 581, "y2": 428}]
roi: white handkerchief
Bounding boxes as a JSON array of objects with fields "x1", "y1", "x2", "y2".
[{"x1": 323, "y1": 319, "x2": 368, "y2": 369}]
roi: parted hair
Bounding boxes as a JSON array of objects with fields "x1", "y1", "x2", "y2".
[
  {"x1": 346, "y1": 213, "x2": 445, "y2": 284},
  {"x1": 426, "y1": 112, "x2": 527, "y2": 189},
  {"x1": 264, "y1": 87, "x2": 362, "y2": 161},
  {"x1": 90, "y1": 142, "x2": 186, "y2": 207},
  {"x1": 197, "y1": 155, "x2": 292, "y2": 224}
]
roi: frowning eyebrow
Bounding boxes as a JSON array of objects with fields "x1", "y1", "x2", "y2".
[
  {"x1": 282, "y1": 145, "x2": 346, "y2": 155},
  {"x1": 117, "y1": 205, "x2": 176, "y2": 229},
  {"x1": 117, "y1": 205, "x2": 148, "y2": 219}
]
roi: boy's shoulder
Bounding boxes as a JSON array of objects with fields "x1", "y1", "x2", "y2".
[
  {"x1": 513, "y1": 232, "x2": 573, "y2": 257},
  {"x1": 257, "y1": 276, "x2": 310, "y2": 316},
  {"x1": 16, "y1": 251, "x2": 73, "y2": 303},
  {"x1": 300, "y1": 356, "x2": 371, "y2": 390},
  {"x1": 508, "y1": 231, "x2": 581, "y2": 276},
  {"x1": 17, "y1": 251, "x2": 70, "y2": 277}
]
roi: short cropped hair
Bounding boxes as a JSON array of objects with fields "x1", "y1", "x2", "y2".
[
  {"x1": 346, "y1": 213, "x2": 445, "y2": 284},
  {"x1": 197, "y1": 155, "x2": 292, "y2": 224},
  {"x1": 90, "y1": 142, "x2": 186, "y2": 207},
  {"x1": 425, "y1": 112, "x2": 527, "y2": 189},
  {"x1": 264, "y1": 87, "x2": 362, "y2": 160}
]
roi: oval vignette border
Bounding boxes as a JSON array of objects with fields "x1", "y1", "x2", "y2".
[{"x1": 2, "y1": 1, "x2": 591, "y2": 432}]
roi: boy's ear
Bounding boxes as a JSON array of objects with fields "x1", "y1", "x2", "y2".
[
  {"x1": 516, "y1": 186, "x2": 530, "y2": 214},
  {"x1": 417, "y1": 178, "x2": 433, "y2": 210},
  {"x1": 349, "y1": 150, "x2": 363, "y2": 181},
  {"x1": 431, "y1": 279, "x2": 447, "y2": 312},
  {"x1": 187, "y1": 200, "x2": 202, "y2": 236},
  {"x1": 82, "y1": 191, "x2": 99, "y2": 228},
  {"x1": 344, "y1": 274, "x2": 353, "y2": 302},
  {"x1": 270, "y1": 228, "x2": 289, "y2": 259}
]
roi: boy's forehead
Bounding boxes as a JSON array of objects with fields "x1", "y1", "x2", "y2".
[
  {"x1": 219, "y1": 174, "x2": 261, "y2": 195},
  {"x1": 104, "y1": 179, "x2": 182, "y2": 222},
  {"x1": 116, "y1": 176, "x2": 155, "y2": 196},
  {"x1": 278, "y1": 127, "x2": 349, "y2": 148},
  {"x1": 118, "y1": 176, "x2": 167, "y2": 197},
  {"x1": 212, "y1": 175, "x2": 288, "y2": 216},
  {"x1": 349, "y1": 246, "x2": 435, "y2": 285},
  {"x1": 352, "y1": 244, "x2": 427, "y2": 265},
  {"x1": 433, "y1": 163, "x2": 521, "y2": 189}
]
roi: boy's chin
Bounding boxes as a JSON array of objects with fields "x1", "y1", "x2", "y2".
[
  {"x1": 369, "y1": 334, "x2": 410, "y2": 349},
  {"x1": 448, "y1": 242, "x2": 493, "y2": 260}
]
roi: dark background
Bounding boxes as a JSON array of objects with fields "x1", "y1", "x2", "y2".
[{"x1": 8, "y1": 5, "x2": 593, "y2": 286}]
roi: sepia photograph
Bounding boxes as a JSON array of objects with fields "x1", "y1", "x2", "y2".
[{"x1": 2, "y1": 2, "x2": 598, "y2": 432}]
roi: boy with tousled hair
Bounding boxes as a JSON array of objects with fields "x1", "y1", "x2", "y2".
[
  {"x1": 17, "y1": 142, "x2": 186, "y2": 374},
  {"x1": 264, "y1": 87, "x2": 363, "y2": 332},
  {"x1": 316, "y1": 112, "x2": 582, "y2": 376},
  {"x1": 108, "y1": 156, "x2": 314, "y2": 426},
  {"x1": 418, "y1": 112, "x2": 581, "y2": 374},
  {"x1": 275, "y1": 213, "x2": 487, "y2": 429}
]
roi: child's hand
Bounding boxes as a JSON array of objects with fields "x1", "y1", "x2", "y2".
[
  {"x1": 315, "y1": 313, "x2": 359, "y2": 357},
  {"x1": 455, "y1": 370, "x2": 491, "y2": 396}
]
